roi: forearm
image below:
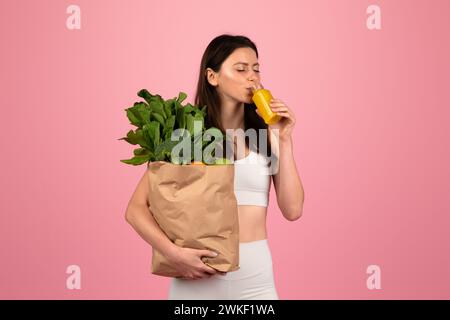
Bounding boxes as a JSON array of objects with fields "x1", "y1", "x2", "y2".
[
  {"x1": 272, "y1": 135, "x2": 305, "y2": 220},
  {"x1": 125, "y1": 204, "x2": 180, "y2": 261}
]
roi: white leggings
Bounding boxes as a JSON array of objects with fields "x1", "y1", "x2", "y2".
[{"x1": 168, "y1": 239, "x2": 279, "y2": 300}]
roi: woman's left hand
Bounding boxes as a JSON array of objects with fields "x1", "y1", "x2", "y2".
[{"x1": 255, "y1": 98, "x2": 296, "y2": 142}]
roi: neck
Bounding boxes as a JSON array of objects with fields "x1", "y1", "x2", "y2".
[{"x1": 220, "y1": 99, "x2": 245, "y2": 131}]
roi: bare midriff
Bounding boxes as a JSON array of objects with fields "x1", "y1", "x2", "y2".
[
  {"x1": 238, "y1": 205, "x2": 268, "y2": 243},
  {"x1": 234, "y1": 144, "x2": 269, "y2": 243}
]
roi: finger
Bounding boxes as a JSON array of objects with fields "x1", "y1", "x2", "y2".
[
  {"x1": 200, "y1": 250, "x2": 219, "y2": 258},
  {"x1": 276, "y1": 107, "x2": 294, "y2": 118},
  {"x1": 202, "y1": 267, "x2": 216, "y2": 275},
  {"x1": 270, "y1": 106, "x2": 290, "y2": 113},
  {"x1": 195, "y1": 272, "x2": 208, "y2": 279},
  {"x1": 202, "y1": 265, "x2": 218, "y2": 274},
  {"x1": 270, "y1": 104, "x2": 286, "y2": 109},
  {"x1": 275, "y1": 111, "x2": 293, "y2": 119},
  {"x1": 271, "y1": 106, "x2": 290, "y2": 112},
  {"x1": 272, "y1": 108, "x2": 290, "y2": 115},
  {"x1": 270, "y1": 106, "x2": 288, "y2": 112},
  {"x1": 270, "y1": 101, "x2": 284, "y2": 105}
]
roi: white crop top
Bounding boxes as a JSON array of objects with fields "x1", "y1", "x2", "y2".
[{"x1": 233, "y1": 148, "x2": 271, "y2": 207}]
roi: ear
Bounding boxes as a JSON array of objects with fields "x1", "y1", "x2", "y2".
[{"x1": 205, "y1": 68, "x2": 218, "y2": 87}]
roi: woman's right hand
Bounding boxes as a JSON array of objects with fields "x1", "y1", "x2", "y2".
[{"x1": 166, "y1": 247, "x2": 227, "y2": 280}]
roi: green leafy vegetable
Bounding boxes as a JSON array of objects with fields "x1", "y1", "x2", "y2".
[{"x1": 119, "y1": 89, "x2": 226, "y2": 166}]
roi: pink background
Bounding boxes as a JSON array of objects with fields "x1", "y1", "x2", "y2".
[{"x1": 1, "y1": 0, "x2": 449, "y2": 299}]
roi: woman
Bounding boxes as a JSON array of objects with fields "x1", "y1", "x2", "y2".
[{"x1": 125, "y1": 34, "x2": 304, "y2": 300}]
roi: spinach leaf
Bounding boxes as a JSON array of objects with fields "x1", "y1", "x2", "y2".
[{"x1": 120, "y1": 88, "x2": 225, "y2": 165}]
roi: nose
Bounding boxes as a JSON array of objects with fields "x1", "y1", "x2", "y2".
[
  {"x1": 248, "y1": 76, "x2": 261, "y2": 88},
  {"x1": 248, "y1": 71, "x2": 260, "y2": 81}
]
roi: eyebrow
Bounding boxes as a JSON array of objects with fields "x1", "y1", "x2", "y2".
[{"x1": 233, "y1": 62, "x2": 260, "y2": 66}]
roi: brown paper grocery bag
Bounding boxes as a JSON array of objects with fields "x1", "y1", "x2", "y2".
[{"x1": 147, "y1": 161, "x2": 240, "y2": 278}]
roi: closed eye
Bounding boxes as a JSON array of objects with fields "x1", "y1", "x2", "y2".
[{"x1": 237, "y1": 70, "x2": 260, "y2": 73}]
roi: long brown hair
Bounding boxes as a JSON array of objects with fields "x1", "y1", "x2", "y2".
[{"x1": 194, "y1": 34, "x2": 274, "y2": 160}]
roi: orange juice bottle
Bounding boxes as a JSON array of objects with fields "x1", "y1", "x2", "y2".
[{"x1": 251, "y1": 82, "x2": 281, "y2": 125}]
